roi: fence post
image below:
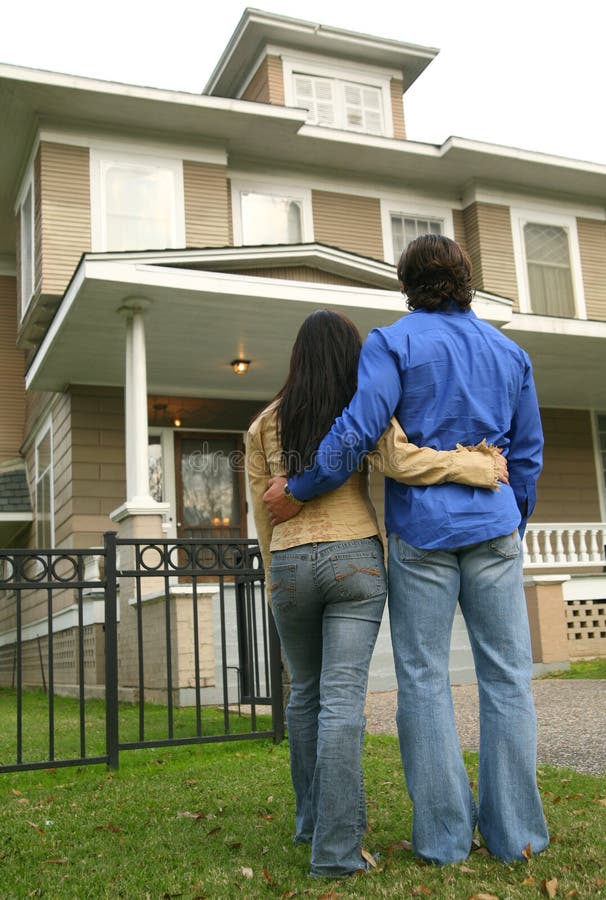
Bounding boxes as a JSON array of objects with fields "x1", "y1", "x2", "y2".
[
  {"x1": 104, "y1": 531, "x2": 119, "y2": 770},
  {"x1": 268, "y1": 610, "x2": 284, "y2": 744}
]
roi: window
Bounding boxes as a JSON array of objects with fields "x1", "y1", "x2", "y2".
[
  {"x1": 294, "y1": 74, "x2": 384, "y2": 135},
  {"x1": 597, "y1": 413, "x2": 606, "y2": 497},
  {"x1": 511, "y1": 208, "x2": 585, "y2": 318},
  {"x1": 19, "y1": 177, "x2": 35, "y2": 316},
  {"x1": 91, "y1": 150, "x2": 185, "y2": 252},
  {"x1": 232, "y1": 182, "x2": 313, "y2": 247},
  {"x1": 390, "y1": 215, "x2": 442, "y2": 266},
  {"x1": 148, "y1": 435, "x2": 164, "y2": 503},
  {"x1": 35, "y1": 422, "x2": 53, "y2": 548}
]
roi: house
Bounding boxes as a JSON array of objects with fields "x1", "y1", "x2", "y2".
[{"x1": 1, "y1": 7, "x2": 605, "y2": 695}]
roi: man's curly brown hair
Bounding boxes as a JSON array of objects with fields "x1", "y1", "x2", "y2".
[{"x1": 397, "y1": 234, "x2": 474, "y2": 311}]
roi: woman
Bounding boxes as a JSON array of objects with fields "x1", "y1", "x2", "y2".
[{"x1": 246, "y1": 309, "x2": 505, "y2": 878}]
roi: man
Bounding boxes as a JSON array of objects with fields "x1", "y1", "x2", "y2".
[{"x1": 264, "y1": 234, "x2": 549, "y2": 865}]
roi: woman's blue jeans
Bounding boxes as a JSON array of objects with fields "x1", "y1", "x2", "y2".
[
  {"x1": 269, "y1": 537, "x2": 387, "y2": 877},
  {"x1": 388, "y1": 531, "x2": 549, "y2": 864}
]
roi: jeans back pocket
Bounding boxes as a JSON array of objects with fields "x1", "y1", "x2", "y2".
[{"x1": 269, "y1": 562, "x2": 297, "y2": 610}]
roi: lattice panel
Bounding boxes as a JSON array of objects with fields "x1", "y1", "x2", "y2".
[{"x1": 565, "y1": 599, "x2": 606, "y2": 659}]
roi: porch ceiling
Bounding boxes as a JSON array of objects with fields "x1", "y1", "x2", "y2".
[
  {"x1": 25, "y1": 258, "x2": 606, "y2": 410},
  {"x1": 25, "y1": 259, "x2": 409, "y2": 399}
]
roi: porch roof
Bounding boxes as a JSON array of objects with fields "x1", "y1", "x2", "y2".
[{"x1": 25, "y1": 247, "x2": 512, "y2": 401}]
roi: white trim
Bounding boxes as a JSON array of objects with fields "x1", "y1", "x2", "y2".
[
  {"x1": 0, "y1": 597, "x2": 108, "y2": 648},
  {"x1": 90, "y1": 148, "x2": 185, "y2": 253},
  {"x1": 230, "y1": 178, "x2": 313, "y2": 246},
  {"x1": 34, "y1": 416, "x2": 54, "y2": 548},
  {"x1": 510, "y1": 206, "x2": 587, "y2": 318},
  {"x1": 18, "y1": 168, "x2": 35, "y2": 319},
  {"x1": 273, "y1": 46, "x2": 402, "y2": 84},
  {"x1": 592, "y1": 412, "x2": 606, "y2": 522},
  {"x1": 0, "y1": 512, "x2": 32, "y2": 523},
  {"x1": 380, "y1": 198, "x2": 454, "y2": 265},
  {"x1": 462, "y1": 185, "x2": 605, "y2": 222},
  {"x1": 39, "y1": 127, "x2": 227, "y2": 167}
]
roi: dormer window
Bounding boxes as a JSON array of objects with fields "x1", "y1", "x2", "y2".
[
  {"x1": 281, "y1": 52, "x2": 394, "y2": 139},
  {"x1": 293, "y1": 73, "x2": 384, "y2": 135}
]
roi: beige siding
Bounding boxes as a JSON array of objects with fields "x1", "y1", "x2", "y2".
[
  {"x1": 312, "y1": 190, "x2": 384, "y2": 261},
  {"x1": 452, "y1": 209, "x2": 468, "y2": 255},
  {"x1": 39, "y1": 142, "x2": 91, "y2": 296},
  {"x1": 61, "y1": 386, "x2": 126, "y2": 548},
  {"x1": 0, "y1": 276, "x2": 26, "y2": 461},
  {"x1": 231, "y1": 265, "x2": 371, "y2": 287},
  {"x1": 183, "y1": 161, "x2": 231, "y2": 248},
  {"x1": 390, "y1": 79, "x2": 406, "y2": 140},
  {"x1": 577, "y1": 217, "x2": 606, "y2": 322},
  {"x1": 534, "y1": 409, "x2": 601, "y2": 523},
  {"x1": 462, "y1": 202, "x2": 518, "y2": 304},
  {"x1": 241, "y1": 55, "x2": 285, "y2": 105}
]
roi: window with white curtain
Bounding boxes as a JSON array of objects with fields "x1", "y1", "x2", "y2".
[
  {"x1": 293, "y1": 73, "x2": 384, "y2": 135},
  {"x1": 19, "y1": 177, "x2": 35, "y2": 316},
  {"x1": 91, "y1": 150, "x2": 185, "y2": 252},
  {"x1": 390, "y1": 215, "x2": 442, "y2": 266},
  {"x1": 239, "y1": 189, "x2": 309, "y2": 246},
  {"x1": 523, "y1": 222, "x2": 575, "y2": 316}
]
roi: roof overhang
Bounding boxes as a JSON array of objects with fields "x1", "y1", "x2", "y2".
[
  {"x1": 24, "y1": 249, "x2": 512, "y2": 399},
  {"x1": 2, "y1": 64, "x2": 606, "y2": 258},
  {"x1": 204, "y1": 7, "x2": 438, "y2": 97}
]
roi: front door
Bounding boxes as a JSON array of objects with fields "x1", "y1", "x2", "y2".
[{"x1": 174, "y1": 432, "x2": 246, "y2": 541}]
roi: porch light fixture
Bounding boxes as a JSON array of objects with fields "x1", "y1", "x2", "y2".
[
  {"x1": 231, "y1": 357, "x2": 251, "y2": 375},
  {"x1": 173, "y1": 417, "x2": 182, "y2": 428}
]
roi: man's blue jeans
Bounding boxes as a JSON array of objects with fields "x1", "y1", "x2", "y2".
[
  {"x1": 269, "y1": 537, "x2": 387, "y2": 877},
  {"x1": 388, "y1": 531, "x2": 549, "y2": 865}
]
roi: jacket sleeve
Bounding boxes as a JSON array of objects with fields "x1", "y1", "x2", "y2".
[
  {"x1": 245, "y1": 423, "x2": 274, "y2": 604},
  {"x1": 505, "y1": 357, "x2": 544, "y2": 536},
  {"x1": 369, "y1": 418, "x2": 500, "y2": 488}
]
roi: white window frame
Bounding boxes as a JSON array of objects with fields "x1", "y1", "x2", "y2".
[
  {"x1": 231, "y1": 179, "x2": 314, "y2": 247},
  {"x1": 592, "y1": 412, "x2": 606, "y2": 522},
  {"x1": 34, "y1": 417, "x2": 54, "y2": 548},
  {"x1": 511, "y1": 207, "x2": 586, "y2": 319},
  {"x1": 281, "y1": 52, "x2": 394, "y2": 139},
  {"x1": 90, "y1": 148, "x2": 185, "y2": 252},
  {"x1": 17, "y1": 170, "x2": 35, "y2": 318},
  {"x1": 380, "y1": 199, "x2": 455, "y2": 265}
]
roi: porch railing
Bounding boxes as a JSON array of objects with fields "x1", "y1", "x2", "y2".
[{"x1": 523, "y1": 523, "x2": 606, "y2": 569}]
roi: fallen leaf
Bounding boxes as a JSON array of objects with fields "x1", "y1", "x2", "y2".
[
  {"x1": 176, "y1": 811, "x2": 204, "y2": 819},
  {"x1": 280, "y1": 892, "x2": 296, "y2": 899},
  {"x1": 226, "y1": 841, "x2": 241, "y2": 850},
  {"x1": 596, "y1": 799, "x2": 606, "y2": 807},
  {"x1": 542, "y1": 878, "x2": 558, "y2": 898},
  {"x1": 241, "y1": 866, "x2": 253, "y2": 879},
  {"x1": 386, "y1": 839, "x2": 413, "y2": 853},
  {"x1": 565, "y1": 891, "x2": 578, "y2": 898},
  {"x1": 206, "y1": 826, "x2": 221, "y2": 836},
  {"x1": 522, "y1": 876, "x2": 536, "y2": 885},
  {"x1": 458, "y1": 866, "x2": 474, "y2": 874},
  {"x1": 468, "y1": 895, "x2": 499, "y2": 900},
  {"x1": 267, "y1": 795, "x2": 274, "y2": 803},
  {"x1": 597, "y1": 879, "x2": 605, "y2": 888},
  {"x1": 361, "y1": 848, "x2": 377, "y2": 868},
  {"x1": 258, "y1": 812, "x2": 274, "y2": 821},
  {"x1": 521, "y1": 842, "x2": 533, "y2": 859},
  {"x1": 262, "y1": 867, "x2": 274, "y2": 885},
  {"x1": 94, "y1": 823, "x2": 121, "y2": 833},
  {"x1": 44, "y1": 858, "x2": 68, "y2": 865},
  {"x1": 411, "y1": 887, "x2": 432, "y2": 896},
  {"x1": 11, "y1": 789, "x2": 22, "y2": 796},
  {"x1": 473, "y1": 847, "x2": 491, "y2": 858},
  {"x1": 318, "y1": 892, "x2": 343, "y2": 900}
]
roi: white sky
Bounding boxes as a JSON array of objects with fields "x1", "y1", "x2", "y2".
[{"x1": 2, "y1": 0, "x2": 603, "y2": 165}]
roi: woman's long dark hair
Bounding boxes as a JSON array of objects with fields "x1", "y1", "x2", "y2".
[{"x1": 274, "y1": 309, "x2": 362, "y2": 476}]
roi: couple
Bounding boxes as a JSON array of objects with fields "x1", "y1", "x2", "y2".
[{"x1": 246, "y1": 234, "x2": 549, "y2": 877}]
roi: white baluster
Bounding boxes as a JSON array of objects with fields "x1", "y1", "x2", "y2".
[
  {"x1": 564, "y1": 529, "x2": 577, "y2": 563},
  {"x1": 554, "y1": 528, "x2": 566, "y2": 563},
  {"x1": 544, "y1": 529, "x2": 555, "y2": 564},
  {"x1": 529, "y1": 529, "x2": 541, "y2": 564},
  {"x1": 588, "y1": 528, "x2": 599, "y2": 562}
]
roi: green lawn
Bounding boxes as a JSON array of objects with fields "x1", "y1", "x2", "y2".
[
  {"x1": 0, "y1": 707, "x2": 605, "y2": 897},
  {"x1": 0, "y1": 740, "x2": 605, "y2": 899},
  {"x1": 545, "y1": 658, "x2": 606, "y2": 680}
]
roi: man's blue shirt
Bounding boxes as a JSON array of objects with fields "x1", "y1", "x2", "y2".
[{"x1": 288, "y1": 307, "x2": 543, "y2": 549}]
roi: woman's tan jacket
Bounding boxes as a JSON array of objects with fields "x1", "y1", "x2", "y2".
[{"x1": 246, "y1": 404, "x2": 501, "y2": 596}]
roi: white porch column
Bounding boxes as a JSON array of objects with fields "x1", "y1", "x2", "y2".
[{"x1": 110, "y1": 297, "x2": 169, "y2": 524}]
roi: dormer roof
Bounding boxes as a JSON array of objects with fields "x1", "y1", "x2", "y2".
[{"x1": 204, "y1": 7, "x2": 438, "y2": 99}]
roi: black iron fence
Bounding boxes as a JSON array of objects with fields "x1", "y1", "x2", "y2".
[{"x1": 0, "y1": 533, "x2": 283, "y2": 774}]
